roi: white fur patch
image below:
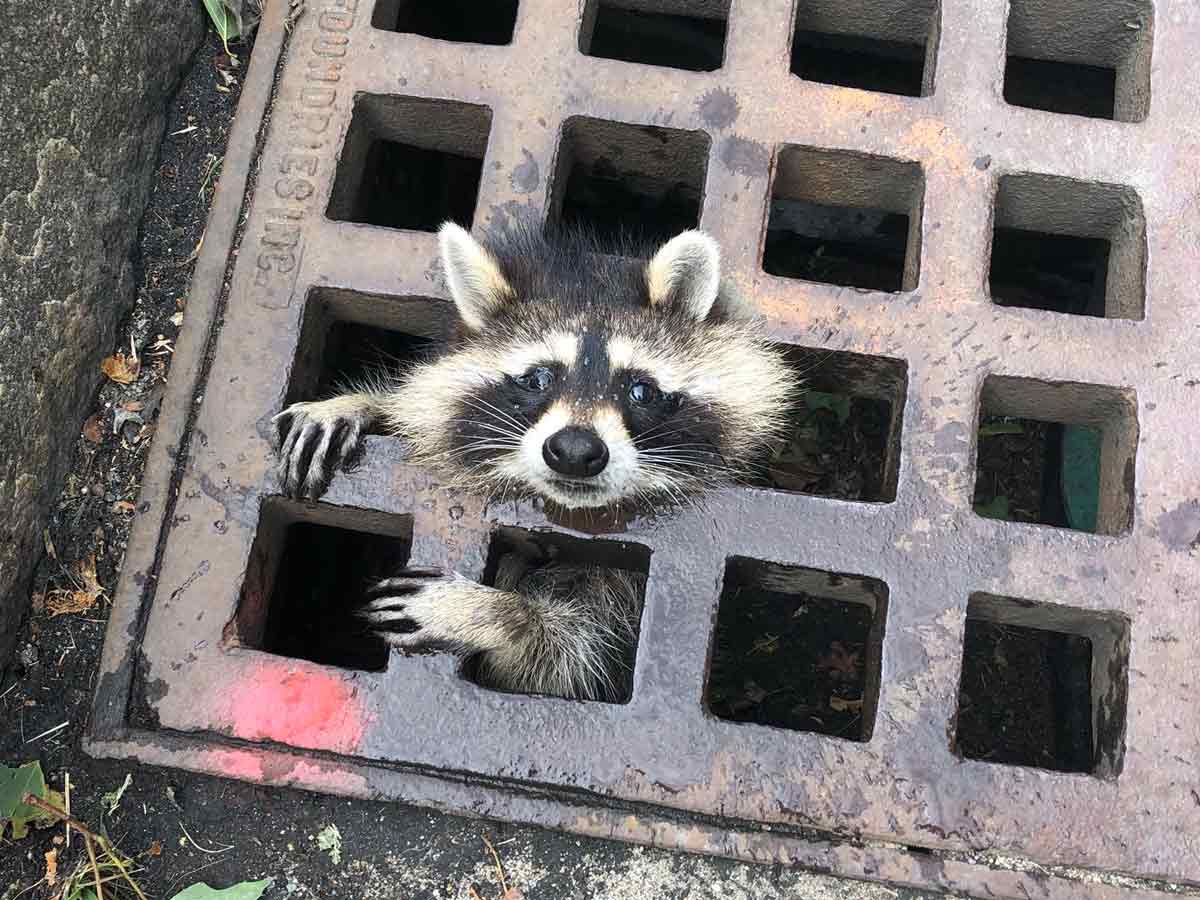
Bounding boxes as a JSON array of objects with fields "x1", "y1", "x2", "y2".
[
  {"x1": 439, "y1": 222, "x2": 514, "y2": 331},
  {"x1": 496, "y1": 330, "x2": 578, "y2": 376},
  {"x1": 645, "y1": 231, "x2": 721, "y2": 320},
  {"x1": 606, "y1": 335, "x2": 688, "y2": 393},
  {"x1": 365, "y1": 575, "x2": 516, "y2": 651},
  {"x1": 591, "y1": 405, "x2": 638, "y2": 495}
]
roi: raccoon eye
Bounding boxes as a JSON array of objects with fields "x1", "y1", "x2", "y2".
[
  {"x1": 514, "y1": 366, "x2": 555, "y2": 392},
  {"x1": 629, "y1": 379, "x2": 661, "y2": 405}
]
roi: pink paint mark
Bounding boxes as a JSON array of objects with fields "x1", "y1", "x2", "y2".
[
  {"x1": 206, "y1": 747, "x2": 265, "y2": 782},
  {"x1": 226, "y1": 662, "x2": 368, "y2": 754},
  {"x1": 204, "y1": 748, "x2": 370, "y2": 796}
]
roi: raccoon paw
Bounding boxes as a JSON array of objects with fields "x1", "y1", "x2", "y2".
[
  {"x1": 270, "y1": 398, "x2": 370, "y2": 501},
  {"x1": 360, "y1": 567, "x2": 503, "y2": 652}
]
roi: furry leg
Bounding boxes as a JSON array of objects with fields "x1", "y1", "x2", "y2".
[
  {"x1": 363, "y1": 557, "x2": 644, "y2": 702},
  {"x1": 271, "y1": 392, "x2": 388, "y2": 500}
]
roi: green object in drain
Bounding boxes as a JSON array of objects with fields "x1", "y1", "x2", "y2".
[{"x1": 1061, "y1": 425, "x2": 1101, "y2": 532}]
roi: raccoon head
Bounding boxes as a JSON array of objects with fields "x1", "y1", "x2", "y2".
[{"x1": 390, "y1": 221, "x2": 798, "y2": 510}]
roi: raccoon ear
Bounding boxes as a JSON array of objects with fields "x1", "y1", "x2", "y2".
[
  {"x1": 438, "y1": 222, "x2": 515, "y2": 331},
  {"x1": 645, "y1": 230, "x2": 721, "y2": 320}
]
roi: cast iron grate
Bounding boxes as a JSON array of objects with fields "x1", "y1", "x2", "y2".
[
  {"x1": 326, "y1": 94, "x2": 492, "y2": 231},
  {"x1": 790, "y1": 0, "x2": 940, "y2": 97},
  {"x1": 551, "y1": 116, "x2": 710, "y2": 245},
  {"x1": 1002, "y1": 0, "x2": 1154, "y2": 122},
  {"x1": 707, "y1": 558, "x2": 888, "y2": 741},
  {"x1": 372, "y1": 0, "x2": 520, "y2": 45},
  {"x1": 581, "y1": 0, "x2": 729, "y2": 72},
  {"x1": 988, "y1": 173, "x2": 1146, "y2": 320},
  {"x1": 89, "y1": 1, "x2": 1199, "y2": 896},
  {"x1": 764, "y1": 145, "x2": 924, "y2": 293},
  {"x1": 954, "y1": 592, "x2": 1130, "y2": 776}
]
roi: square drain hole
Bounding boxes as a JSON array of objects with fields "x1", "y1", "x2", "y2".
[
  {"x1": 1003, "y1": 0, "x2": 1154, "y2": 122},
  {"x1": 707, "y1": 558, "x2": 888, "y2": 741},
  {"x1": 327, "y1": 94, "x2": 492, "y2": 232},
  {"x1": 764, "y1": 145, "x2": 924, "y2": 293},
  {"x1": 580, "y1": 0, "x2": 728, "y2": 72},
  {"x1": 551, "y1": 116, "x2": 709, "y2": 246},
  {"x1": 989, "y1": 174, "x2": 1146, "y2": 320},
  {"x1": 372, "y1": 0, "x2": 518, "y2": 44},
  {"x1": 790, "y1": 0, "x2": 940, "y2": 97},
  {"x1": 955, "y1": 593, "x2": 1130, "y2": 776},
  {"x1": 756, "y1": 347, "x2": 908, "y2": 503},
  {"x1": 468, "y1": 527, "x2": 652, "y2": 703},
  {"x1": 973, "y1": 375, "x2": 1138, "y2": 535},
  {"x1": 285, "y1": 289, "x2": 453, "y2": 406},
  {"x1": 236, "y1": 499, "x2": 414, "y2": 672}
]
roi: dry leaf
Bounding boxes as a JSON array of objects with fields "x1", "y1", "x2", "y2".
[
  {"x1": 147, "y1": 839, "x2": 163, "y2": 857},
  {"x1": 31, "y1": 592, "x2": 45, "y2": 614},
  {"x1": 82, "y1": 414, "x2": 104, "y2": 443},
  {"x1": 46, "y1": 592, "x2": 96, "y2": 617},
  {"x1": 101, "y1": 351, "x2": 140, "y2": 385},
  {"x1": 121, "y1": 400, "x2": 145, "y2": 412},
  {"x1": 47, "y1": 554, "x2": 104, "y2": 617},
  {"x1": 113, "y1": 501, "x2": 137, "y2": 514},
  {"x1": 829, "y1": 696, "x2": 864, "y2": 713},
  {"x1": 44, "y1": 848, "x2": 58, "y2": 886},
  {"x1": 170, "y1": 311, "x2": 185, "y2": 327},
  {"x1": 502, "y1": 890, "x2": 524, "y2": 900}
]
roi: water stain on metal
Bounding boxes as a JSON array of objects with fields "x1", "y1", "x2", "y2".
[
  {"x1": 697, "y1": 88, "x2": 740, "y2": 129},
  {"x1": 719, "y1": 135, "x2": 769, "y2": 177},
  {"x1": 511, "y1": 148, "x2": 540, "y2": 193},
  {"x1": 1156, "y1": 500, "x2": 1200, "y2": 552}
]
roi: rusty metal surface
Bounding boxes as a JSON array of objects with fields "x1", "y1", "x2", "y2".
[{"x1": 89, "y1": 0, "x2": 1200, "y2": 897}]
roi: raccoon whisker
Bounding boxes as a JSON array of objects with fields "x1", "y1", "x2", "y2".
[
  {"x1": 634, "y1": 463, "x2": 697, "y2": 508},
  {"x1": 446, "y1": 448, "x2": 524, "y2": 462},
  {"x1": 630, "y1": 420, "x2": 697, "y2": 446},
  {"x1": 640, "y1": 468, "x2": 728, "y2": 508},
  {"x1": 445, "y1": 439, "x2": 523, "y2": 454},
  {"x1": 636, "y1": 450, "x2": 742, "y2": 477},
  {"x1": 458, "y1": 396, "x2": 530, "y2": 432},
  {"x1": 784, "y1": 348, "x2": 838, "y2": 382},
  {"x1": 431, "y1": 443, "x2": 522, "y2": 465},
  {"x1": 638, "y1": 450, "x2": 739, "y2": 470},
  {"x1": 649, "y1": 461, "x2": 718, "y2": 484},
  {"x1": 444, "y1": 436, "x2": 523, "y2": 451},
  {"x1": 633, "y1": 441, "x2": 722, "y2": 454},
  {"x1": 447, "y1": 418, "x2": 526, "y2": 440}
]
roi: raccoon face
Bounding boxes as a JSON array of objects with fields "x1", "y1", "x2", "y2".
[{"x1": 390, "y1": 222, "x2": 797, "y2": 510}]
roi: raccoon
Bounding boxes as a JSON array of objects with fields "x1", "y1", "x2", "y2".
[{"x1": 272, "y1": 221, "x2": 798, "y2": 702}]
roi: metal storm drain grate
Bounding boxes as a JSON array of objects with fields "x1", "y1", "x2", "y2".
[{"x1": 90, "y1": 1, "x2": 1200, "y2": 897}]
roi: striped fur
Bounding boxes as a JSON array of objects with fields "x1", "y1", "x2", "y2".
[{"x1": 271, "y1": 219, "x2": 799, "y2": 701}]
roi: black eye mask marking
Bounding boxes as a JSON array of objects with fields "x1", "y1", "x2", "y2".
[{"x1": 511, "y1": 365, "x2": 555, "y2": 393}]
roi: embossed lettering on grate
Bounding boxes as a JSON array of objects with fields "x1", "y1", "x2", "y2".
[{"x1": 90, "y1": 1, "x2": 1200, "y2": 898}]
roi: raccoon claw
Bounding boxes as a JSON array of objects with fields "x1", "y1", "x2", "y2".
[
  {"x1": 360, "y1": 567, "x2": 459, "y2": 650},
  {"x1": 271, "y1": 401, "x2": 367, "y2": 502}
]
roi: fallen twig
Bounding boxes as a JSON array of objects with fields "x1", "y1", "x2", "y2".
[
  {"x1": 483, "y1": 835, "x2": 509, "y2": 895},
  {"x1": 24, "y1": 720, "x2": 69, "y2": 744},
  {"x1": 180, "y1": 819, "x2": 234, "y2": 854},
  {"x1": 21, "y1": 793, "x2": 147, "y2": 900},
  {"x1": 83, "y1": 832, "x2": 105, "y2": 900}
]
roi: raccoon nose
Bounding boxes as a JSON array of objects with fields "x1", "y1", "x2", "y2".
[{"x1": 543, "y1": 427, "x2": 609, "y2": 477}]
